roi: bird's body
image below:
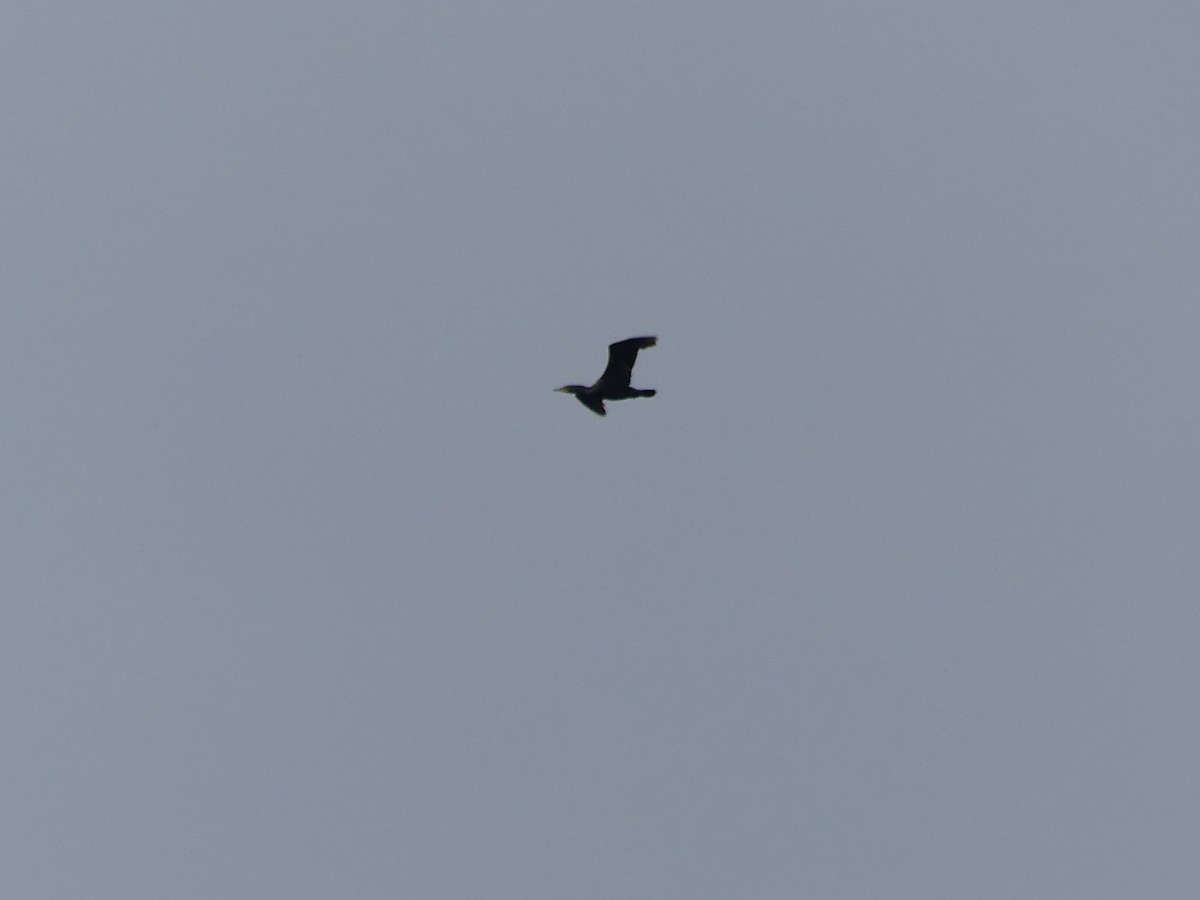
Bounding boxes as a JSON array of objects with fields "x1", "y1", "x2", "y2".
[{"x1": 556, "y1": 336, "x2": 658, "y2": 416}]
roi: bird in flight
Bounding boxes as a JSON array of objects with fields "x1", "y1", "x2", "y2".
[{"x1": 555, "y1": 336, "x2": 658, "y2": 416}]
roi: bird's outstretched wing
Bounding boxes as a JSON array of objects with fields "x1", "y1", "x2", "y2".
[
  {"x1": 579, "y1": 395, "x2": 607, "y2": 416},
  {"x1": 600, "y1": 336, "x2": 657, "y2": 388}
]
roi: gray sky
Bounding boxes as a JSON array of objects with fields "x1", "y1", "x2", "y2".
[{"x1": 4, "y1": 2, "x2": 1198, "y2": 897}]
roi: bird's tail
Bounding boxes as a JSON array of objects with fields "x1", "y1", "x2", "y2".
[{"x1": 637, "y1": 389, "x2": 657, "y2": 398}]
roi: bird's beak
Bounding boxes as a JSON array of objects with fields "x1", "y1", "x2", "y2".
[{"x1": 554, "y1": 386, "x2": 569, "y2": 393}]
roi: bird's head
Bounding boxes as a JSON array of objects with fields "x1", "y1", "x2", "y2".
[{"x1": 555, "y1": 385, "x2": 585, "y2": 395}]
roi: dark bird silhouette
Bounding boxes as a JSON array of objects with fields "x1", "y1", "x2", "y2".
[{"x1": 555, "y1": 336, "x2": 658, "y2": 416}]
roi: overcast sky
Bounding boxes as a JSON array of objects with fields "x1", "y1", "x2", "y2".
[{"x1": 4, "y1": 3, "x2": 1199, "y2": 897}]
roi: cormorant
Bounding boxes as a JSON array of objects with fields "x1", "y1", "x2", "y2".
[{"x1": 555, "y1": 336, "x2": 658, "y2": 416}]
